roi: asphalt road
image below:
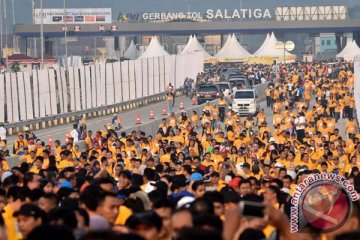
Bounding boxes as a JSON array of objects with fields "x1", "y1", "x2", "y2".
[
  {"x1": 6, "y1": 95, "x2": 193, "y2": 147},
  {"x1": 6, "y1": 94, "x2": 348, "y2": 148}
]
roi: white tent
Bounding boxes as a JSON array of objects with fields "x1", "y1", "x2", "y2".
[
  {"x1": 138, "y1": 37, "x2": 169, "y2": 59},
  {"x1": 181, "y1": 35, "x2": 212, "y2": 59},
  {"x1": 253, "y1": 32, "x2": 295, "y2": 58},
  {"x1": 214, "y1": 34, "x2": 252, "y2": 60},
  {"x1": 336, "y1": 40, "x2": 360, "y2": 61},
  {"x1": 253, "y1": 33, "x2": 270, "y2": 56},
  {"x1": 124, "y1": 40, "x2": 139, "y2": 60}
]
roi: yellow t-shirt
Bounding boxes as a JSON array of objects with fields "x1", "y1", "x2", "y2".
[
  {"x1": 115, "y1": 205, "x2": 133, "y2": 225},
  {"x1": 3, "y1": 205, "x2": 22, "y2": 240}
]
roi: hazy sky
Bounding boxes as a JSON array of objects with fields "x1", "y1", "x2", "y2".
[{"x1": 5, "y1": 0, "x2": 360, "y2": 26}]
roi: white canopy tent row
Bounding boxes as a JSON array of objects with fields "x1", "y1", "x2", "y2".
[
  {"x1": 124, "y1": 40, "x2": 140, "y2": 60},
  {"x1": 138, "y1": 36, "x2": 170, "y2": 59},
  {"x1": 336, "y1": 40, "x2": 360, "y2": 62},
  {"x1": 214, "y1": 34, "x2": 252, "y2": 61},
  {"x1": 180, "y1": 35, "x2": 212, "y2": 60},
  {"x1": 253, "y1": 32, "x2": 296, "y2": 61}
]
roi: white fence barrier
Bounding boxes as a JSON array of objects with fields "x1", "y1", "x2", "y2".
[{"x1": 0, "y1": 52, "x2": 203, "y2": 123}]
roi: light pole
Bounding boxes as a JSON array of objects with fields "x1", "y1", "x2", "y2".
[
  {"x1": 3, "y1": 0, "x2": 9, "y2": 71},
  {"x1": 63, "y1": 0, "x2": 68, "y2": 66},
  {"x1": 40, "y1": 0, "x2": 44, "y2": 69},
  {"x1": 0, "y1": 0, "x2": 3, "y2": 61},
  {"x1": 11, "y1": 0, "x2": 15, "y2": 53}
]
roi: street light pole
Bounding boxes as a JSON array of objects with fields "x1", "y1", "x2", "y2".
[
  {"x1": 64, "y1": 0, "x2": 68, "y2": 67},
  {"x1": 40, "y1": 0, "x2": 44, "y2": 69},
  {"x1": 0, "y1": 0, "x2": 3, "y2": 62},
  {"x1": 3, "y1": 0, "x2": 9, "y2": 71},
  {"x1": 11, "y1": 0, "x2": 15, "y2": 53}
]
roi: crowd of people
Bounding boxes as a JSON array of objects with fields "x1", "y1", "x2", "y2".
[{"x1": 0, "y1": 62, "x2": 359, "y2": 240}]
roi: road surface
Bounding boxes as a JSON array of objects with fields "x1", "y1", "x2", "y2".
[{"x1": 6, "y1": 93, "x2": 348, "y2": 149}]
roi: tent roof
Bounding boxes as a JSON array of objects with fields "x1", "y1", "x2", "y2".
[
  {"x1": 253, "y1": 32, "x2": 295, "y2": 57},
  {"x1": 336, "y1": 40, "x2": 360, "y2": 59},
  {"x1": 214, "y1": 34, "x2": 252, "y2": 59},
  {"x1": 138, "y1": 37, "x2": 169, "y2": 59},
  {"x1": 124, "y1": 40, "x2": 139, "y2": 60},
  {"x1": 181, "y1": 35, "x2": 212, "y2": 58},
  {"x1": 253, "y1": 33, "x2": 270, "y2": 56}
]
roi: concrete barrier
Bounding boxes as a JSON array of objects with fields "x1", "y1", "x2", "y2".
[{"x1": 4, "y1": 89, "x2": 183, "y2": 137}]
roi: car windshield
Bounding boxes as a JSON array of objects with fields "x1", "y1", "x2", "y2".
[
  {"x1": 217, "y1": 84, "x2": 229, "y2": 90},
  {"x1": 198, "y1": 86, "x2": 218, "y2": 92},
  {"x1": 235, "y1": 91, "x2": 254, "y2": 99}
]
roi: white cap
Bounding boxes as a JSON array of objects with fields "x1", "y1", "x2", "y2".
[
  {"x1": 269, "y1": 137, "x2": 275, "y2": 142},
  {"x1": 274, "y1": 162, "x2": 284, "y2": 168},
  {"x1": 176, "y1": 196, "x2": 195, "y2": 209},
  {"x1": 287, "y1": 170, "x2": 297, "y2": 180}
]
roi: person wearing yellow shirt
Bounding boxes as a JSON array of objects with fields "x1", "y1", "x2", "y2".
[
  {"x1": 273, "y1": 111, "x2": 283, "y2": 126},
  {"x1": 191, "y1": 111, "x2": 199, "y2": 127},
  {"x1": 256, "y1": 109, "x2": 267, "y2": 126},
  {"x1": 329, "y1": 156, "x2": 345, "y2": 175},
  {"x1": 346, "y1": 117, "x2": 358, "y2": 140},
  {"x1": 202, "y1": 152, "x2": 217, "y2": 169},
  {"x1": 259, "y1": 122, "x2": 271, "y2": 139},
  {"x1": 217, "y1": 96, "x2": 228, "y2": 122},
  {"x1": 244, "y1": 116, "x2": 255, "y2": 130},
  {"x1": 344, "y1": 156, "x2": 360, "y2": 177},
  {"x1": 13, "y1": 133, "x2": 28, "y2": 155},
  {"x1": 349, "y1": 95, "x2": 355, "y2": 117},
  {"x1": 160, "y1": 147, "x2": 172, "y2": 164},
  {"x1": 318, "y1": 122, "x2": 330, "y2": 140},
  {"x1": 344, "y1": 92, "x2": 351, "y2": 117},
  {"x1": 29, "y1": 156, "x2": 44, "y2": 174},
  {"x1": 233, "y1": 134, "x2": 250, "y2": 149},
  {"x1": 214, "y1": 132, "x2": 226, "y2": 144},
  {"x1": 58, "y1": 150, "x2": 75, "y2": 171},
  {"x1": 266, "y1": 86, "x2": 274, "y2": 107},
  {"x1": 3, "y1": 187, "x2": 24, "y2": 240},
  {"x1": 211, "y1": 147, "x2": 224, "y2": 165},
  {"x1": 273, "y1": 99, "x2": 282, "y2": 113},
  {"x1": 85, "y1": 130, "x2": 94, "y2": 150}
]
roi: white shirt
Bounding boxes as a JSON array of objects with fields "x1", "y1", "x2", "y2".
[
  {"x1": 294, "y1": 116, "x2": 306, "y2": 130},
  {"x1": 0, "y1": 127, "x2": 6, "y2": 140},
  {"x1": 71, "y1": 129, "x2": 79, "y2": 142}
]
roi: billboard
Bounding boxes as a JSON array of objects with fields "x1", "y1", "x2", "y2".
[
  {"x1": 275, "y1": 6, "x2": 348, "y2": 21},
  {"x1": 34, "y1": 8, "x2": 112, "y2": 24}
]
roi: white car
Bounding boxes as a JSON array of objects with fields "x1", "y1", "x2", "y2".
[{"x1": 232, "y1": 89, "x2": 260, "y2": 116}]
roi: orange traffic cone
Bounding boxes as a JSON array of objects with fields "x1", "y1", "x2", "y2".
[
  {"x1": 180, "y1": 101, "x2": 184, "y2": 109},
  {"x1": 49, "y1": 137, "x2": 54, "y2": 149},
  {"x1": 191, "y1": 97, "x2": 196, "y2": 105},
  {"x1": 162, "y1": 105, "x2": 167, "y2": 115},
  {"x1": 65, "y1": 132, "x2": 69, "y2": 144},
  {"x1": 149, "y1": 111, "x2": 155, "y2": 119},
  {"x1": 136, "y1": 114, "x2": 141, "y2": 124}
]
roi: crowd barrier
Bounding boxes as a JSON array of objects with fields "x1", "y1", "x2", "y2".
[
  {"x1": 5, "y1": 81, "x2": 270, "y2": 169},
  {"x1": 1, "y1": 52, "x2": 204, "y2": 135}
]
